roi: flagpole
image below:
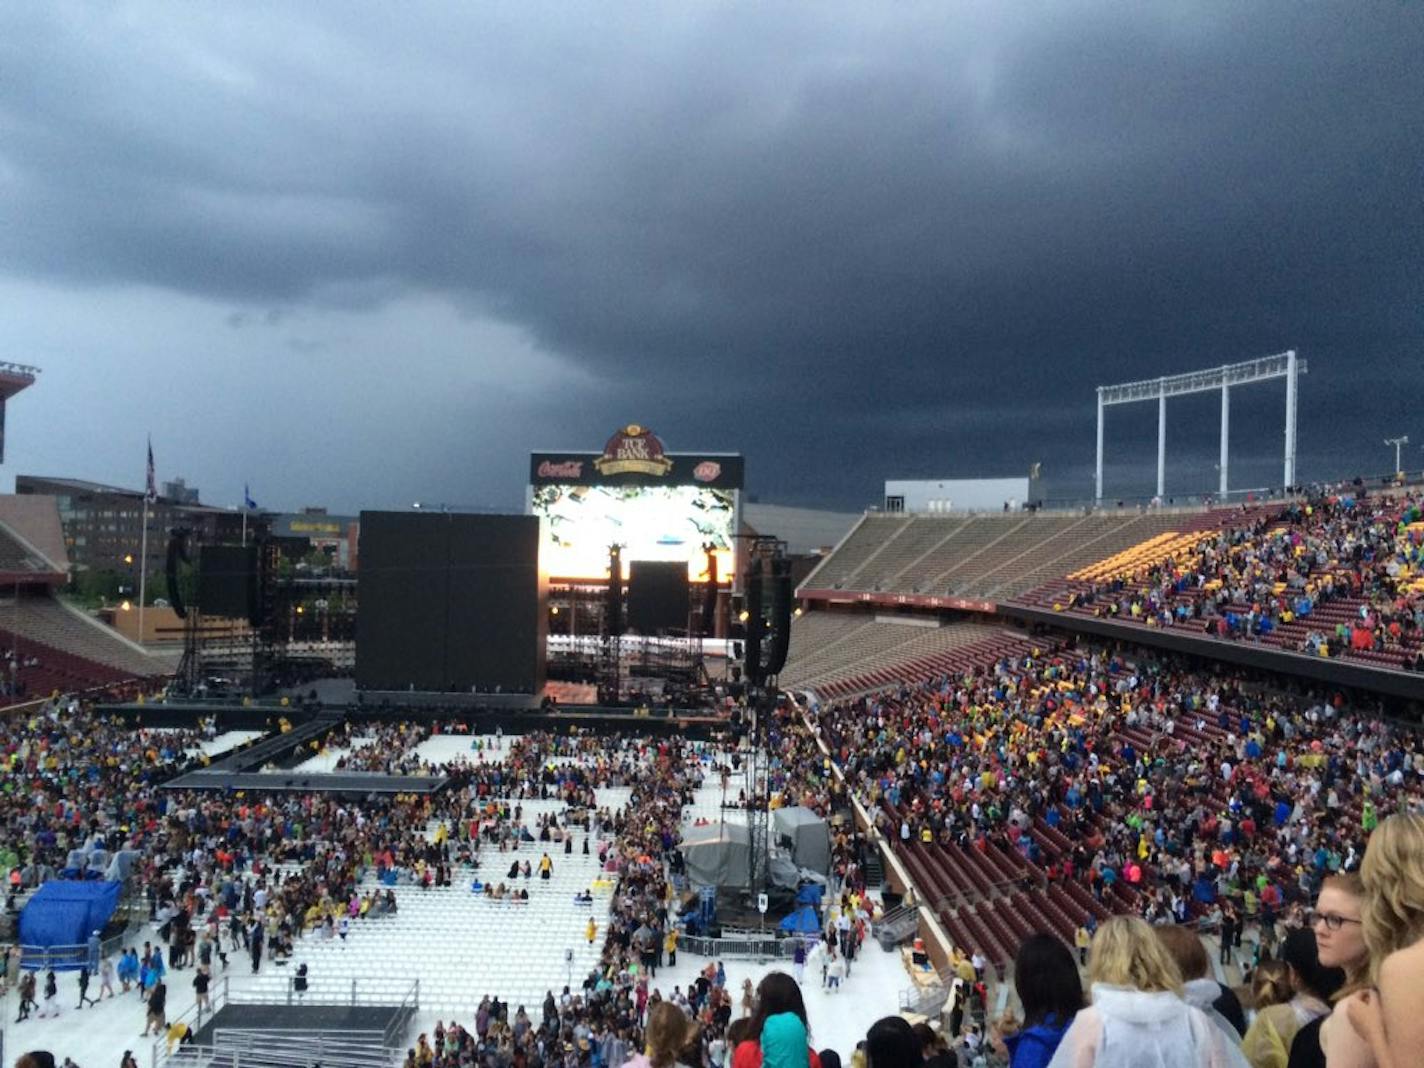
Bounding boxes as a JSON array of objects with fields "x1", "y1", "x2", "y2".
[
  {"x1": 138, "y1": 496, "x2": 149, "y2": 645},
  {"x1": 242, "y1": 510, "x2": 248, "y2": 548}
]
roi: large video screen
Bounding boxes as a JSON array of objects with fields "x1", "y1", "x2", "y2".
[{"x1": 531, "y1": 483, "x2": 736, "y2": 581}]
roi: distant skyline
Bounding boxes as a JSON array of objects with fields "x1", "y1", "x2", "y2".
[{"x1": 1, "y1": 3, "x2": 1420, "y2": 515}]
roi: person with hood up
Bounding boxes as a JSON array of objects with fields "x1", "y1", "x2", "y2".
[
  {"x1": 1154, "y1": 926, "x2": 1246, "y2": 1041},
  {"x1": 1047, "y1": 915, "x2": 1248, "y2": 1068}
]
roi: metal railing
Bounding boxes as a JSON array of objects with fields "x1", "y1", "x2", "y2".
[
  {"x1": 18, "y1": 927, "x2": 131, "y2": 971},
  {"x1": 680, "y1": 933, "x2": 800, "y2": 960},
  {"x1": 153, "y1": 974, "x2": 232, "y2": 1068},
  {"x1": 212, "y1": 1031, "x2": 402, "y2": 1068},
  {"x1": 153, "y1": 977, "x2": 417, "y2": 1068}
]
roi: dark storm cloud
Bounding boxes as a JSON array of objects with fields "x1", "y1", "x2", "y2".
[{"x1": 0, "y1": 3, "x2": 1420, "y2": 508}]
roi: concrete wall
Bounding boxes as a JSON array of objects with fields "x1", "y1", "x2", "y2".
[{"x1": 885, "y1": 477, "x2": 1032, "y2": 513}]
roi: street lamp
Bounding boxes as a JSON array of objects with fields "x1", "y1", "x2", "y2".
[{"x1": 1385, "y1": 435, "x2": 1410, "y2": 474}]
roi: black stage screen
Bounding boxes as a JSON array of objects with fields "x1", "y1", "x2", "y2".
[
  {"x1": 197, "y1": 544, "x2": 256, "y2": 619},
  {"x1": 356, "y1": 512, "x2": 545, "y2": 694},
  {"x1": 627, "y1": 560, "x2": 690, "y2": 634}
]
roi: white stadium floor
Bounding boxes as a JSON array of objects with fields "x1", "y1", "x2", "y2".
[{"x1": 5, "y1": 736, "x2": 909, "y2": 1067}]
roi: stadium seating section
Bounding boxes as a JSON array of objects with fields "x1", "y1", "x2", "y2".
[
  {"x1": 799, "y1": 509, "x2": 1242, "y2": 602},
  {"x1": 0, "y1": 592, "x2": 168, "y2": 701}
]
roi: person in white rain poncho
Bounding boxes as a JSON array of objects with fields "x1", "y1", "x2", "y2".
[{"x1": 1048, "y1": 916, "x2": 1248, "y2": 1068}]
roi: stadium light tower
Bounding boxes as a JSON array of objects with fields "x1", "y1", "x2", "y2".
[
  {"x1": 1385, "y1": 435, "x2": 1409, "y2": 474},
  {"x1": 1095, "y1": 351, "x2": 1304, "y2": 502},
  {"x1": 0, "y1": 362, "x2": 40, "y2": 464}
]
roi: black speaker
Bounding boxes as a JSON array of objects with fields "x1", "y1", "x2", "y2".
[
  {"x1": 743, "y1": 564, "x2": 763, "y2": 682},
  {"x1": 165, "y1": 529, "x2": 190, "y2": 620},
  {"x1": 764, "y1": 557, "x2": 793, "y2": 677},
  {"x1": 197, "y1": 544, "x2": 257, "y2": 620},
  {"x1": 627, "y1": 560, "x2": 689, "y2": 634},
  {"x1": 606, "y1": 545, "x2": 624, "y2": 637},
  {"x1": 252, "y1": 539, "x2": 280, "y2": 628}
]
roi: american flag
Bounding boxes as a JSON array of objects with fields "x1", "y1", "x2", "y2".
[{"x1": 145, "y1": 437, "x2": 157, "y2": 503}]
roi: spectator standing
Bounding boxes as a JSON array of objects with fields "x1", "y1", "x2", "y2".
[
  {"x1": 1046, "y1": 916, "x2": 1248, "y2": 1067},
  {"x1": 1241, "y1": 929, "x2": 1340, "y2": 1068},
  {"x1": 732, "y1": 973, "x2": 822, "y2": 1068},
  {"x1": 143, "y1": 979, "x2": 166, "y2": 1036},
  {"x1": 77, "y1": 966, "x2": 96, "y2": 1009},
  {"x1": 994, "y1": 934, "x2": 1082, "y2": 1068},
  {"x1": 1298, "y1": 875, "x2": 1369, "y2": 1068},
  {"x1": 624, "y1": 1002, "x2": 696, "y2": 1068},
  {"x1": 1155, "y1": 926, "x2": 1245, "y2": 1042},
  {"x1": 864, "y1": 1016, "x2": 919, "y2": 1068},
  {"x1": 38, "y1": 970, "x2": 58, "y2": 1019},
  {"x1": 16, "y1": 969, "x2": 36, "y2": 1022},
  {"x1": 1336, "y1": 813, "x2": 1424, "y2": 1068}
]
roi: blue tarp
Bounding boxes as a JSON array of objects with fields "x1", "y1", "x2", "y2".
[
  {"x1": 19, "y1": 881, "x2": 121, "y2": 950},
  {"x1": 795, "y1": 884, "x2": 824, "y2": 905},
  {"x1": 778, "y1": 904, "x2": 821, "y2": 934}
]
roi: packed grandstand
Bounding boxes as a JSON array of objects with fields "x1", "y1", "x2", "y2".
[{"x1": 3, "y1": 480, "x2": 1423, "y2": 1068}]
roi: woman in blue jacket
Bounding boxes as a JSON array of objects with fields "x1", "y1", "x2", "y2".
[{"x1": 998, "y1": 934, "x2": 1083, "y2": 1068}]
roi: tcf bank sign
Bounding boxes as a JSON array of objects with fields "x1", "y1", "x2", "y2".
[{"x1": 593, "y1": 425, "x2": 674, "y2": 477}]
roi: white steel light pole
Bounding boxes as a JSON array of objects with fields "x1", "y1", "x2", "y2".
[
  {"x1": 1095, "y1": 351, "x2": 1304, "y2": 501},
  {"x1": 1385, "y1": 435, "x2": 1410, "y2": 474}
]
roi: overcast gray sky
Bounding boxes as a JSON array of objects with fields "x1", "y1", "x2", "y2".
[{"x1": 1, "y1": 2, "x2": 1420, "y2": 513}]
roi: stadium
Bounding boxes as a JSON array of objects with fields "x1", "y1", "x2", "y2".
[
  {"x1": 4, "y1": 7, "x2": 1423, "y2": 1068},
  {"x1": 1, "y1": 356, "x2": 1422, "y2": 1068}
]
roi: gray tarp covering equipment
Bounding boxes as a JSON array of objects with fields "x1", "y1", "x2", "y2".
[
  {"x1": 772, "y1": 806, "x2": 831, "y2": 875},
  {"x1": 681, "y1": 823, "x2": 750, "y2": 889},
  {"x1": 680, "y1": 823, "x2": 800, "y2": 890},
  {"x1": 104, "y1": 850, "x2": 141, "y2": 883}
]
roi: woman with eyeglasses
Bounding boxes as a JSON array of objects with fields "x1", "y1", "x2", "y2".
[
  {"x1": 1335, "y1": 813, "x2": 1424, "y2": 1068},
  {"x1": 1286, "y1": 874, "x2": 1368, "y2": 1068}
]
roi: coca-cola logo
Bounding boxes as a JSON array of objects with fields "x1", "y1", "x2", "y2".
[
  {"x1": 693, "y1": 461, "x2": 722, "y2": 483},
  {"x1": 537, "y1": 460, "x2": 584, "y2": 479}
]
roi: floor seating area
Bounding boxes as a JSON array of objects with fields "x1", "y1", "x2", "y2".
[{"x1": 242, "y1": 798, "x2": 612, "y2": 1015}]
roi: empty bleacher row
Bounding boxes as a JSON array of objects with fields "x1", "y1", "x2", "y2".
[
  {"x1": 0, "y1": 592, "x2": 168, "y2": 701},
  {"x1": 798, "y1": 509, "x2": 1247, "y2": 604},
  {"x1": 780, "y1": 615, "x2": 997, "y2": 692},
  {"x1": 780, "y1": 614, "x2": 1040, "y2": 701}
]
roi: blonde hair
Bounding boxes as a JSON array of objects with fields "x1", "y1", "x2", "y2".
[
  {"x1": 644, "y1": 1001, "x2": 691, "y2": 1068},
  {"x1": 1088, "y1": 915, "x2": 1184, "y2": 995},
  {"x1": 1250, "y1": 960, "x2": 1293, "y2": 1010},
  {"x1": 1361, "y1": 812, "x2": 1424, "y2": 983},
  {"x1": 1152, "y1": 925, "x2": 1210, "y2": 981}
]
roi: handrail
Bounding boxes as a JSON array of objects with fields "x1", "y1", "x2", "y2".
[{"x1": 18, "y1": 926, "x2": 131, "y2": 971}]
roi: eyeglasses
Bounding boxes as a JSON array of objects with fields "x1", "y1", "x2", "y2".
[{"x1": 1307, "y1": 911, "x2": 1362, "y2": 931}]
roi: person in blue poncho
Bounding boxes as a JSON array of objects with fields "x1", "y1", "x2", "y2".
[{"x1": 994, "y1": 934, "x2": 1083, "y2": 1068}]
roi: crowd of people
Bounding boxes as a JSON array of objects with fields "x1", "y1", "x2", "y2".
[
  {"x1": 5, "y1": 613, "x2": 1424, "y2": 1068},
  {"x1": 1060, "y1": 489, "x2": 1424, "y2": 669},
  {"x1": 813, "y1": 635, "x2": 1421, "y2": 953}
]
